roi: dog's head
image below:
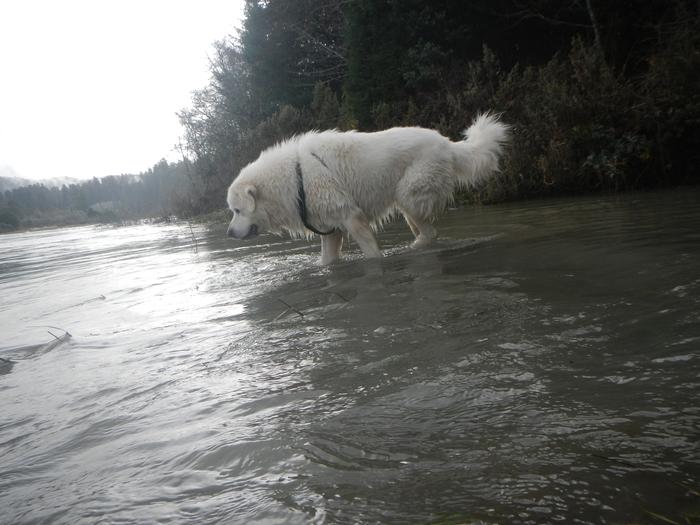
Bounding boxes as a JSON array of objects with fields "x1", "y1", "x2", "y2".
[{"x1": 226, "y1": 182, "x2": 268, "y2": 240}]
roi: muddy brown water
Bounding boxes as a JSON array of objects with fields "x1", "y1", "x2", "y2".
[{"x1": 1, "y1": 189, "x2": 699, "y2": 524}]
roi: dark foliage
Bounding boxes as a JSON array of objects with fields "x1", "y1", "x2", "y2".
[{"x1": 176, "y1": 0, "x2": 699, "y2": 215}]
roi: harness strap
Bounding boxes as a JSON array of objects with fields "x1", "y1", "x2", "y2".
[{"x1": 295, "y1": 160, "x2": 337, "y2": 236}]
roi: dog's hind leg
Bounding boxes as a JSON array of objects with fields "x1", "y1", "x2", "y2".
[
  {"x1": 343, "y1": 212, "x2": 381, "y2": 258},
  {"x1": 406, "y1": 215, "x2": 436, "y2": 249},
  {"x1": 320, "y1": 230, "x2": 344, "y2": 265},
  {"x1": 396, "y1": 162, "x2": 449, "y2": 249},
  {"x1": 402, "y1": 213, "x2": 421, "y2": 238}
]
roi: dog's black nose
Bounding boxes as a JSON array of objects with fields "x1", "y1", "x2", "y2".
[{"x1": 241, "y1": 224, "x2": 258, "y2": 239}]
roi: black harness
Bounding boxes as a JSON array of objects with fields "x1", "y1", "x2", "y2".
[{"x1": 295, "y1": 159, "x2": 337, "y2": 236}]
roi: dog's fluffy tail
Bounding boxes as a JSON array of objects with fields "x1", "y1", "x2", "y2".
[{"x1": 452, "y1": 113, "x2": 510, "y2": 187}]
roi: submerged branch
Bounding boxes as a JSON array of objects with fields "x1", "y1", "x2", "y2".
[
  {"x1": 188, "y1": 221, "x2": 199, "y2": 254},
  {"x1": 276, "y1": 298, "x2": 305, "y2": 319}
]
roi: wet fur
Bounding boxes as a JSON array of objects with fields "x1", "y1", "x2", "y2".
[{"x1": 226, "y1": 114, "x2": 509, "y2": 264}]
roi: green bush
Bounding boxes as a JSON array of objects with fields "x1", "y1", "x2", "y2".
[{"x1": 396, "y1": 31, "x2": 699, "y2": 203}]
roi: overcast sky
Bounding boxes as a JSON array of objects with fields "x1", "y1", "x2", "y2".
[{"x1": 0, "y1": 0, "x2": 245, "y2": 181}]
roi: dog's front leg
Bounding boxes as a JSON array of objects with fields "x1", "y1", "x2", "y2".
[
  {"x1": 344, "y1": 213, "x2": 381, "y2": 258},
  {"x1": 320, "y1": 230, "x2": 344, "y2": 265}
]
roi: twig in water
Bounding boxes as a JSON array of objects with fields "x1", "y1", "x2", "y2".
[
  {"x1": 321, "y1": 290, "x2": 349, "y2": 302},
  {"x1": 641, "y1": 509, "x2": 682, "y2": 525},
  {"x1": 276, "y1": 298, "x2": 304, "y2": 319},
  {"x1": 273, "y1": 310, "x2": 289, "y2": 322},
  {"x1": 39, "y1": 330, "x2": 72, "y2": 353},
  {"x1": 213, "y1": 335, "x2": 249, "y2": 363},
  {"x1": 188, "y1": 221, "x2": 199, "y2": 254}
]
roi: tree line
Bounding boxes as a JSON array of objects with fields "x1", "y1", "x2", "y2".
[
  {"x1": 0, "y1": 160, "x2": 191, "y2": 231},
  {"x1": 179, "y1": 0, "x2": 699, "y2": 211},
  {"x1": 2, "y1": 0, "x2": 698, "y2": 231}
]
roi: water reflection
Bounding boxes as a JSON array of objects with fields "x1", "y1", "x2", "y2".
[{"x1": 0, "y1": 189, "x2": 698, "y2": 524}]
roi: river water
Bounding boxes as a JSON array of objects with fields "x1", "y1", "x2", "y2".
[{"x1": 1, "y1": 189, "x2": 698, "y2": 524}]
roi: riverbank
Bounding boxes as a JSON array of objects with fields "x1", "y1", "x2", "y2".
[{"x1": 4, "y1": 183, "x2": 699, "y2": 236}]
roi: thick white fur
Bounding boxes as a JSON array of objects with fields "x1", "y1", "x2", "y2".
[{"x1": 226, "y1": 113, "x2": 509, "y2": 264}]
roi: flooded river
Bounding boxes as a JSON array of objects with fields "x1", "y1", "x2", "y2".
[{"x1": 1, "y1": 189, "x2": 699, "y2": 524}]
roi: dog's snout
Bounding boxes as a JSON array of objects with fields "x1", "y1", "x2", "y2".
[{"x1": 227, "y1": 224, "x2": 257, "y2": 239}]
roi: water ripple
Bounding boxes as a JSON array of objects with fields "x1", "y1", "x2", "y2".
[{"x1": 1, "y1": 190, "x2": 699, "y2": 524}]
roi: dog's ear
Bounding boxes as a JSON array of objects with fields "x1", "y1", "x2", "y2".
[
  {"x1": 240, "y1": 184, "x2": 257, "y2": 211},
  {"x1": 244, "y1": 184, "x2": 257, "y2": 200}
]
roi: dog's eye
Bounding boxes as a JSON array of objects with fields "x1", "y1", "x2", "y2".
[{"x1": 233, "y1": 208, "x2": 240, "y2": 215}]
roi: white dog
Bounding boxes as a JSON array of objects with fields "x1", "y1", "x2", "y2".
[{"x1": 226, "y1": 114, "x2": 509, "y2": 264}]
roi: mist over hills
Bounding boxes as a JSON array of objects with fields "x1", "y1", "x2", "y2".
[
  {"x1": 0, "y1": 174, "x2": 81, "y2": 193},
  {"x1": 0, "y1": 159, "x2": 192, "y2": 230}
]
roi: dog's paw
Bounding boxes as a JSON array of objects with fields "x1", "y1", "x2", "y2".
[{"x1": 410, "y1": 236, "x2": 433, "y2": 249}]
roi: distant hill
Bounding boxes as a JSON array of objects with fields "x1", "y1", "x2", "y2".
[
  {"x1": 0, "y1": 159, "x2": 192, "y2": 230},
  {"x1": 0, "y1": 175, "x2": 81, "y2": 193}
]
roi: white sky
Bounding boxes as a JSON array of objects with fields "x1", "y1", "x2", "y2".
[{"x1": 0, "y1": 0, "x2": 245, "y2": 181}]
